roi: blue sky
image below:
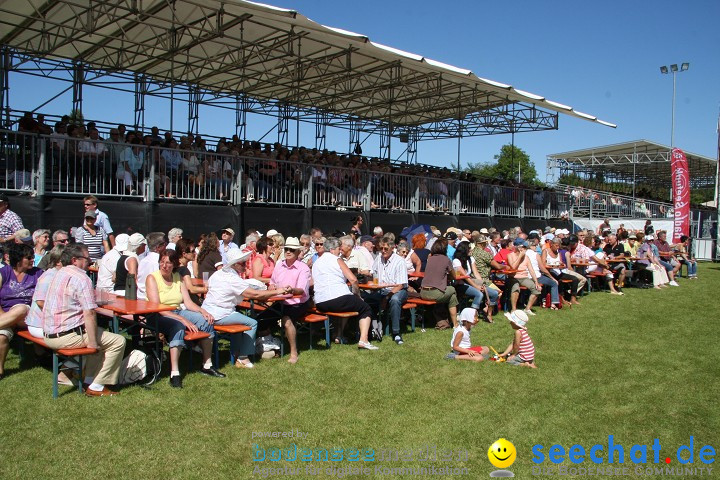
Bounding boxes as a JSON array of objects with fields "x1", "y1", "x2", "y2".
[{"x1": 8, "y1": 0, "x2": 720, "y2": 181}]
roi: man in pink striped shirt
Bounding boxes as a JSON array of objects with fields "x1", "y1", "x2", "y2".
[
  {"x1": 42, "y1": 244, "x2": 126, "y2": 396},
  {"x1": 266, "y1": 237, "x2": 311, "y2": 364}
]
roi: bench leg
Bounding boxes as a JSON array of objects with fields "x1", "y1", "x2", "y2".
[
  {"x1": 324, "y1": 319, "x2": 330, "y2": 349},
  {"x1": 77, "y1": 356, "x2": 84, "y2": 394},
  {"x1": 213, "y1": 336, "x2": 219, "y2": 369},
  {"x1": 52, "y1": 353, "x2": 59, "y2": 399},
  {"x1": 410, "y1": 308, "x2": 416, "y2": 332}
]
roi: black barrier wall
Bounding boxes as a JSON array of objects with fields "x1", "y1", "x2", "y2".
[{"x1": 7, "y1": 195, "x2": 570, "y2": 240}]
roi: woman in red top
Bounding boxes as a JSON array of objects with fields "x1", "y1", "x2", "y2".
[{"x1": 252, "y1": 236, "x2": 276, "y2": 284}]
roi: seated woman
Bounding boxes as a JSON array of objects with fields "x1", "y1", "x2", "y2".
[
  {"x1": 251, "y1": 236, "x2": 276, "y2": 284},
  {"x1": 32, "y1": 229, "x2": 50, "y2": 267},
  {"x1": 470, "y1": 235, "x2": 502, "y2": 323},
  {"x1": 113, "y1": 233, "x2": 146, "y2": 296},
  {"x1": 542, "y1": 238, "x2": 580, "y2": 305},
  {"x1": 676, "y1": 235, "x2": 697, "y2": 279},
  {"x1": 0, "y1": 243, "x2": 44, "y2": 378},
  {"x1": 451, "y1": 242, "x2": 485, "y2": 313},
  {"x1": 202, "y1": 249, "x2": 288, "y2": 368},
  {"x1": 25, "y1": 245, "x2": 66, "y2": 338},
  {"x1": 196, "y1": 232, "x2": 223, "y2": 279},
  {"x1": 420, "y1": 238, "x2": 459, "y2": 327},
  {"x1": 312, "y1": 237, "x2": 377, "y2": 350},
  {"x1": 173, "y1": 238, "x2": 209, "y2": 307},
  {"x1": 635, "y1": 233, "x2": 669, "y2": 289},
  {"x1": 409, "y1": 233, "x2": 430, "y2": 273},
  {"x1": 397, "y1": 241, "x2": 420, "y2": 275},
  {"x1": 145, "y1": 249, "x2": 225, "y2": 388}
]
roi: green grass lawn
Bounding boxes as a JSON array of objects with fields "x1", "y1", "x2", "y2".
[{"x1": 1, "y1": 264, "x2": 718, "y2": 480}]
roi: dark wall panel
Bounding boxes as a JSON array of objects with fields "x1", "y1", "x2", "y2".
[{"x1": 4, "y1": 194, "x2": 568, "y2": 241}]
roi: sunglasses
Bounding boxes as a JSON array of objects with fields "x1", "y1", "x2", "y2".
[
  {"x1": 315, "y1": 243, "x2": 324, "y2": 246},
  {"x1": 381, "y1": 246, "x2": 392, "y2": 251},
  {"x1": 55, "y1": 239, "x2": 69, "y2": 243},
  {"x1": 83, "y1": 203, "x2": 94, "y2": 207},
  {"x1": 283, "y1": 247, "x2": 297, "y2": 253}
]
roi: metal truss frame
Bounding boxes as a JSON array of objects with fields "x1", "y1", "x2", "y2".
[{"x1": 0, "y1": 0, "x2": 608, "y2": 159}]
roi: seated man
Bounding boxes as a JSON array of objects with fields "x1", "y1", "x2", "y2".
[
  {"x1": 363, "y1": 237, "x2": 408, "y2": 345},
  {"x1": 41, "y1": 244, "x2": 126, "y2": 396},
  {"x1": 260, "y1": 237, "x2": 312, "y2": 364},
  {"x1": 602, "y1": 234, "x2": 627, "y2": 288}
]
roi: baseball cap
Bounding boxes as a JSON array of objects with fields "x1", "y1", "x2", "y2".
[
  {"x1": 479, "y1": 228, "x2": 489, "y2": 234},
  {"x1": 513, "y1": 238, "x2": 529, "y2": 248},
  {"x1": 360, "y1": 235, "x2": 375, "y2": 244},
  {"x1": 15, "y1": 228, "x2": 32, "y2": 243},
  {"x1": 628, "y1": 234, "x2": 637, "y2": 239},
  {"x1": 266, "y1": 229, "x2": 279, "y2": 237},
  {"x1": 84, "y1": 210, "x2": 97, "y2": 219},
  {"x1": 222, "y1": 228, "x2": 235, "y2": 237},
  {"x1": 128, "y1": 233, "x2": 147, "y2": 247},
  {"x1": 444, "y1": 231, "x2": 458, "y2": 240},
  {"x1": 459, "y1": 308, "x2": 478, "y2": 324}
]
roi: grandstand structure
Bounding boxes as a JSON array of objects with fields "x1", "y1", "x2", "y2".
[
  {"x1": 0, "y1": 0, "x2": 613, "y2": 164},
  {"x1": 5, "y1": 0, "x2": 716, "y2": 258},
  {"x1": 546, "y1": 140, "x2": 717, "y2": 200}
]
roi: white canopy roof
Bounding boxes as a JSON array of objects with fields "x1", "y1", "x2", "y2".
[{"x1": 0, "y1": 0, "x2": 616, "y2": 135}]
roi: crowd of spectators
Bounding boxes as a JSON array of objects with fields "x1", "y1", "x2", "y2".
[
  {"x1": 0, "y1": 190, "x2": 700, "y2": 389},
  {"x1": 8, "y1": 112, "x2": 557, "y2": 213}
]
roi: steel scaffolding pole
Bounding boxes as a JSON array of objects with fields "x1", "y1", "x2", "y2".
[
  {"x1": 0, "y1": 48, "x2": 9, "y2": 128},
  {"x1": 134, "y1": 74, "x2": 147, "y2": 131},
  {"x1": 72, "y1": 62, "x2": 84, "y2": 116}
]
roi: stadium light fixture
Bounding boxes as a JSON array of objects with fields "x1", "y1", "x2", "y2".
[{"x1": 659, "y1": 62, "x2": 690, "y2": 147}]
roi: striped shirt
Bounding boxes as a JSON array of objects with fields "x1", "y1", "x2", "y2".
[
  {"x1": 372, "y1": 252, "x2": 408, "y2": 287},
  {"x1": 74, "y1": 225, "x2": 108, "y2": 261},
  {"x1": 518, "y1": 329, "x2": 535, "y2": 362},
  {"x1": 42, "y1": 265, "x2": 97, "y2": 335}
]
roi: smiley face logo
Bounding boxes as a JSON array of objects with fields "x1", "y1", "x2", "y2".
[{"x1": 488, "y1": 438, "x2": 516, "y2": 469}]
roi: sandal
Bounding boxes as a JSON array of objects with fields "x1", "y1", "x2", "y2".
[{"x1": 549, "y1": 305, "x2": 559, "y2": 311}]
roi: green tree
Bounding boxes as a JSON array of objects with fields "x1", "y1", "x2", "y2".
[{"x1": 466, "y1": 144, "x2": 540, "y2": 185}]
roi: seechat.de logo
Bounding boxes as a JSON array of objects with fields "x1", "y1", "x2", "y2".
[{"x1": 532, "y1": 435, "x2": 715, "y2": 466}]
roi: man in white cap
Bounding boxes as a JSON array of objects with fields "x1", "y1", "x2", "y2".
[
  {"x1": 219, "y1": 227, "x2": 239, "y2": 264},
  {"x1": 96, "y1": 233, "x2": 129, "y2": 292},
  {"x1": 261, "y1": 237, "x2": 311, "y2": 364},
  {"x1": 201, "y1": 249, "x2": 288, "y2": 368}
]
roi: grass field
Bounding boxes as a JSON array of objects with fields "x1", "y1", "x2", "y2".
[{"x1": 0, "y1": 264, "x2": 717, "y2": 480}]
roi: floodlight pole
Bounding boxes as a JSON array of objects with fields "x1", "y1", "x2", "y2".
[{"x1": 660, "y1": 63, "x2": 689, "y2": 148}]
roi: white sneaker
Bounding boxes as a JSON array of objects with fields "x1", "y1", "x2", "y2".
[
  {"x1": 358, "y1": 341, "x2": 379, "y2": 350},
  {"x1": 523, "y1": 309, "x2": 536, "y2": 316},
  {"x1": 669, "y1": 281, "x2": 679, "y2": 287}
]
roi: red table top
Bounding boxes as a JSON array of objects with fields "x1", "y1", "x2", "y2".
[{"x1": 99, "y1": 296, "x2": 176, "y2": 315}]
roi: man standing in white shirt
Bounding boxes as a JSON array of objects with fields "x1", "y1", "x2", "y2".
[{"x1": 96, "y1": 233, "x2": 129, "y2": 292}]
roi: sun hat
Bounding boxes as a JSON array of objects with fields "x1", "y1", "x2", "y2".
[
  {"x1": 476, "y1": 234, "x2": 489, "y2": 244},
  {"x1": 113, "y1": 233, "x2": 130, "y2": 251},
  {"x1": 266, "y1": 229, "x2": 279, "y2": 237},
  {"x1": 284, "y1": 237, "x2": 303, "y2": 250},
  {"x1": 479, "y1": 228, "x2": 489, "y2": 234},
  {"x1": 508, "y1": 310, "x2": 529, "y2": 329},
  {"x1": 223, "y1": 248, "x2": 252, "y2": 270},
  {"x1": 459, "y1": 308, "x2": 478, "y2": 324}
]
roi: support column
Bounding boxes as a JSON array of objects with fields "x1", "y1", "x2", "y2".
[
  {"x1": 277, "y1": 104, "x2": 290, "y2": 146},
  {"x1": 134, "y1": 74, "x2": 147, "y2": 131},
  {"x1": 380, "y1": 124, "x2": 391, "y2": 160},
  {"x1": 236, "y1": 94, "x2": 248, "y2": 140},
  {"x1": 188, "y1": 85, "x2": 200, "y2": 134},
  {"x1": 406, "y1": 128, "x2": 418, "y2": 164},
  {"x1": 348, "y1": 118, "x2": 360, "y2": 155},
  {"x1": 72, "y1": 62, "x2": 85, "y2": 117},
  {"x1": 0, "y1": 48, "x2": 10, "y2": 128},
  {"x1": 315, "y1": 111, "x2": 328, "y2": 150}
]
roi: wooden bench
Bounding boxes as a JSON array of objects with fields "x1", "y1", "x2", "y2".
[
  {"x1": 406, "y1": 298, "x2": 437, "y2": 329},
  {"x1": 16, "y1": 330, "x2": 98, "y2": 399},
  {"x1": 238, "y1": 300, "x2": 267, "y2": 313},
  {"x1": 211, "y1": 324, "x2": 252, "y2": 367}
]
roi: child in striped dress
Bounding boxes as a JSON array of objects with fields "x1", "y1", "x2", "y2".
[{"x1": 501, "y1": 310, "x2": 537, "y2": 368}]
